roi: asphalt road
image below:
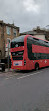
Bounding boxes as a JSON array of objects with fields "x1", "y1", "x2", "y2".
[{"x1": 0, "y1": 68, "x2": 49, "y2": 111}]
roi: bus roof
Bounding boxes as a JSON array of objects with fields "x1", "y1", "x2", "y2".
[
  {"x1": 11, "y1": 34, "x2": 49, "y2": 43},
  {"x1": 12, "y1": 35, "x2": 25, "y2": 42}
]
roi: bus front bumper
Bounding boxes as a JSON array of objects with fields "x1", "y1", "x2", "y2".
[{"x1": 11, "y1": 65, "x2": 27, "y2": 70}]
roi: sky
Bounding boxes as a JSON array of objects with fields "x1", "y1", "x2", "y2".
[{"x1": 0, "y1": 0, "x2": 49, "y2": 32}]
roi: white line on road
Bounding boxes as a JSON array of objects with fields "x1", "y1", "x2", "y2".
[
  {"x1": 5, "y1": 76, "x2": 16, "y2": 80},
  {"x1": 17, "y1": 71, "x2": 43, "y2": 80},
  {"x1": 5, "y1": 74, "x2": 26, "y2": 80},
  {"x1": 5, "y1": 78, "x2": 9, "y2": 80}
]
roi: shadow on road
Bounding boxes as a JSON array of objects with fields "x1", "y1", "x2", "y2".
[{"x1": 14, "y1": 66, "x2": 49, "y2": 74}]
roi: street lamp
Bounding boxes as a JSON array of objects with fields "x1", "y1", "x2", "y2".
[{"x1": 7, "y1": 38, "x2": 11, "y2": 71}]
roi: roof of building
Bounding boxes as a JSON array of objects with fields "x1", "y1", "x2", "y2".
[
  {"x1": 20, "y1": 30, "x2": 45, "y2": 36},
  {"x1": 0, "y1": 20, "x2": 19, "y2": 30}
]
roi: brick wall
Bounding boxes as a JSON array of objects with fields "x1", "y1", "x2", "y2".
[{"x1": 0, "y1": 22, "x2": 19, "y2": 59}]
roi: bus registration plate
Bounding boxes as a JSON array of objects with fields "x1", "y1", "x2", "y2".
[{"x1": 13, "y1": 61, "x2": 22, "y2": 66}]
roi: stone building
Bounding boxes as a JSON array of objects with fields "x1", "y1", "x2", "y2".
[
  {"x1": 0, "y1": 20, "x2": 19, "y2": 59},
  {"x1": 20, "y1": 28, "x2": 46, "y2": 40},
  {"x1": 20, "y1": 26, "x2": 49, "y2": 41},
  {"x1": 33, "y1": 26, "x2": 49, "y2": 40}
]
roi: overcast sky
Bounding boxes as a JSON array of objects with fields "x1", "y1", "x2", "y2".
[{"x1": 0, "y1": 0, "x2": 49, "y2": 32}]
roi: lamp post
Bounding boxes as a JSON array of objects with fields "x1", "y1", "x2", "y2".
[{"x1": 7, "y1": 38, "x2": 10, "y2": 71}]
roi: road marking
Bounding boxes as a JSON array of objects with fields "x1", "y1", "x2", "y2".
[
  {"x1": 5, "y1": 74, "x2": 26, "y2": 80},
  {"x1": 5, "y1": 76, "x2": 14, "y2": 80},
  {"x1": 17, "y1": 71, "x2": 43, "y2": 79},
  {"x1": 5, "y1": 78, "x2": 9, "y2": 80},
  {"x1": 13, "y1": 74, "x2": 19, "y2": 76},
  {"x1": 4, "y1": 73, "x2": 18, "y2": 79},
  {"x1": 5, "y1": 73, "x2": 20, "y2": 79}
]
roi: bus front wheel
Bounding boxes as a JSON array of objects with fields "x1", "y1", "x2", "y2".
[{"x1": 35, "y1": 63, "x2": 39, "y2": 71}]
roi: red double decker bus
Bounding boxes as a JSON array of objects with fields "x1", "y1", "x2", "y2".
[{"x1": 10, "y1": 35, "x2": 49, "y2": 70}]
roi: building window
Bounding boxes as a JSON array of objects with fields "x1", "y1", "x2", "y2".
[
  {"x1": 6, "y1": 26, "x2": 11, "y2": 35},
  {"x1": 13, "y1": 28, "x2": 16, "y2": 37}
]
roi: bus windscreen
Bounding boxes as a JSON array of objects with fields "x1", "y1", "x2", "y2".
[
  {"x1": 11, "y1": 42, "x2": 24, "y2": 48},
  {"x1": 11, "y1": 35, "x2": 25, "y2": 48}
]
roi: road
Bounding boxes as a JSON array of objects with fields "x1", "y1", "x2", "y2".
[{"x1": 0, "y1": 68, "x2": 49, "y2": 111}]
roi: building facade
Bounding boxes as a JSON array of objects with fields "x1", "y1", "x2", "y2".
[
  {"x1": 0, "y1": 20, "x2": 19, "y2": 59},
  {"x1": 20, "y1": 26, "x2": 49, "y2": 41},
  {"x1": 33, "y1": 26, "x2": 49, "y2": 40},
  {"x1": 20, "y1": 28, "x2": 46, "y2": 40}
]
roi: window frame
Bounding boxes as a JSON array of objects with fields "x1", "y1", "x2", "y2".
[
  {"x1": 13, "y1": 28, "x2": 17, "y2": 37},
  {"x1": 6, "y1": 26, "x2": 11, "y2": 35}
]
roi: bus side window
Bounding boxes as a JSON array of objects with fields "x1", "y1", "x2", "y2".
[
  {"x1": 37, "y1": 53, "x2": 41, "y2": 59},
  {"x1": 41, "y1": 53, "x2": 47, "y2": 59},
  {"x1": 34, "y1": 53, "x2": 36, "y2": 60},
  {"x1": 47, "y1": 54, "x2": 49, "y2": 59},
  {"x1": 44, "y1": 54, "x2": 47, "y2": 59}
]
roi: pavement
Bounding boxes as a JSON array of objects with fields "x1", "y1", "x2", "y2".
[{"x1": 0, "y1": 68, "x2": 49, "y2": 111}]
